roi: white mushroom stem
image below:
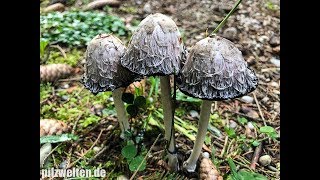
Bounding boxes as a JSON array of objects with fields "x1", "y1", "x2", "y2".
[
  {"x1": 112, "y1": 88, "x2": 130, "y2": 139},
  {"x1": 183, "y1": 100, "x2": 213, "y2": 172},
  {"x1": 160, "y1": 76, "x2": 178, "y2": 170}
]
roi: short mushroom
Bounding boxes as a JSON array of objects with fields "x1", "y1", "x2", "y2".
[
  {"x1": 82, "y1": 33, "x2": 140, "y2": 139},
  {"x1": 177, "y1": 35, "x2": 258, "y2": 172},
  {"x1": 121, "y1": 13, "x2": 186, "y2": 170}
]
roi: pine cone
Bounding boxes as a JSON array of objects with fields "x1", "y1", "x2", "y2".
[
  {"x1": 40, "y1": 64, "x2": 74, "y2": 82},
  {"x1": 200, "y1": 158, "x2": 223, "y2": 180},
  {"x1": 40, "y1": 119, "x2": 69, "y2": 137},
  {"x1": 125, "y1": 79, "x2": 146, "y2": 94}
]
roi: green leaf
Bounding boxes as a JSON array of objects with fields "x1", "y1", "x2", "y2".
[
  {"x1": 175, "y1": 90, "x2": 201, "y2": 104},
  {"x1": 40, "y1": 133, "x2": 79, "y2": 144},
  {"x1": 260, "y1": 126, "x2": 275, "y2": 133},
  {"x1": 40, "y1": 39, "x2": 49, "y2": 57},
  {"x1": 121, "y1": 144, "x2": 137, "y2": 160},
  {"x1": 227, "y1": 158, "x2": 240, "y2": 180},
  {"x1": 252, "y1": 140, "x2": 260, "y2": 147},
  {"x1": 126, "y1": 105, "x2": 139, "y2": 117},
  {"x1": 237, "y1": 117, "x2": 248, "y2": 125},
  {"x1": 225, "y1": 127, "x2": 236, "y2": 138},
  {"x1": 134, "y1": 96, "x2": 146, "y2": 108},
  {"x1": 238, "y1": 170, "x2": 268, "y2": 180},
  {"x1": 204, "y1": 136, "x2": 211, "y2": 145},
  {"x1": 40, "y1": 12, "x2": 128, "y2": 47},
  {"x1": 122, "y1": 93, "x2": 134, "y2": 104},
  {"x1": 129, "y1": 155, "x2": 146, "y2": 171}
]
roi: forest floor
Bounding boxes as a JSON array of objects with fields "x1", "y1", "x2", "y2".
[{"x1": 40, "y1": 0, "x2": 280, "y2": 179}]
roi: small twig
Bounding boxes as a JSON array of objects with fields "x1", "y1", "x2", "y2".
[
  {"x1": 129, "y1": 134, "x2": 161, "y2": 180},
  {"x1": 226, "y1": 138, "x2": 235, "y2": 156},
  {"x1": 67, "y1": 113, "x2": 84, "y2": 165},
  {"x1": 58, "y1": 77, "x2": 82, "y2": 82},
  {"x1": 253, "y1": 92, "x2": 266, "y2": 126},
  {"x1": 213, "y1": 141, "x2": 224, "y2": 149},
  {"x1": 40, "y1": 99, "x2": 49, "y2": 105},
  {"x1": 219, "y1": 136, "x2": 228, "y2": 158},
  {"x1": 88, "y1": 132, "x2": 115, "y2": 164},
  {"x1": 214, "y1": 101, "x2": 218, "y2": 111},
  {"x1": 72, "y1": 113, "x2": 83, "y2": 134},
  {"x1": 42, "y1": 47, "x2": 51, "y2": 64},
  {"x1": 41, "y1": 143, "x2": 62, "y2": 168},
  {"x1": 225, "y1": 110, "x2": 276, "y2": 126},
  {"x1": 67, "y1": 129, "x2": 105, "y2": 168},
  {"x1": 250, "y1": 141, "x2": 263, "y2": 170},
  {"x1": 50, "y1": 45, "x2": 67, "y2": 59},
  {"x1": 52, "y1": 154, "x2": 58, "y2": 169}
]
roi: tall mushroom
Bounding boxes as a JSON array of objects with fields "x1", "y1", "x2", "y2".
[
  {"x1": 120, "y1": 13, "x2": 186, "y2": 170},
  {"x1": 177, "y1": 35, "x2": 258, "y2": 172},
  {"x1": 82, "y1": 33, "x2": 140, "y2": 139}
]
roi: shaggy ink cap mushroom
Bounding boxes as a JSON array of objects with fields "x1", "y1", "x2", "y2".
[
  {"x1": 177, "y1": 35, "x2": 258, "y2": 100},
  {"x1": 120, "y1": 13, "x2": 186, "y2": 170},
  {"x1": 82, "y1": 34, "x2": 140, "y2": 94},
  {"x1": 179, "y1": 35, "x2": 258, "y2": 172},
  {"x1": 81, "y1": 33, "x2": 140, "y2": 139},
  {"x1": 120, "y1": 13, "x2": 185, "y2": 76}
]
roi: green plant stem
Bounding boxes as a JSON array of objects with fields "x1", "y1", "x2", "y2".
[
  {"x1": 129, "y1": 134, "x2": 161, "y2": 180},
  {"x1": 211, "y1": 0, "x2": 242, "y2": 35}
]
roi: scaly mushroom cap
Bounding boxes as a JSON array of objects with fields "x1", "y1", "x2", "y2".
[
  {"x1": 82, "y1": 34, "x2": 139, "y2": 94},
  {"x1": 177, "y1": 36, "x2": 258, "y2": 100},
  {"x1": 121, "y1": 13, "x2": 185, "y2": 76}
]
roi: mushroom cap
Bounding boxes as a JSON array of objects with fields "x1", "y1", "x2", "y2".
[
  {"x1": 82, "y1": 34, "x2": 139, "y2": 94},
  {"x1": 177, "y1": 36, "x2": 258, "y2": 101},
  {"x1": 121, "y1": 13, "x2": 185, "y2": 76}
]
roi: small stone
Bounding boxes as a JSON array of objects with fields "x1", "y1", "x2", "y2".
[
  {"x1": 117, "y1": 175, "x2": 129, "y2": 180},
  {"x1": 223, "y1": 27, "x2": 238, "y2": 40},
  {"x1": 270, "y1": 57, "x2": 280, "y2": 67},
  {"x1": 269, "y1": 36, "x2": 280, "y2": 46},
  {"x1": 245, "y1": 127, "x2": 254, "y2": 138},
  {"x1": 143, "y1": 2, "x2": 152, "y2": 14},
  {"x1": 247, "y1": 122, "x2": 255, "y2": 129},
  {"x1": 62, "y1": 83, "x2": 69, "y2": 89},
  {"x1": 107, "y1": 125, "x2": 113, "y2": 131},
  {"x1": 147, "y1": 97, "x2": 154, "y2": 103},
  {"x1": 241, "y1": 96, "x2": 254, "y2": 103},
  {"x1": 229, "y1": 120, "x2": 238, "y2": 129},
  {"x1": 190, "y1": 110, "x2": 200, "y2": 119},
  {"x1": 258, "y1": 35, "x2": 269, "y2": 44},
  {"x1": 246, "y1": 56, "x2": 256, "y2": 65},
  {"x1": 93, "y1": 146, "x2": 101, "y2": 152},
  {"x1": 240, "y1": 106, "x2": 251, "y2": 114},
  {"x1": 273, "y1": 46, "x2": 280, "y2": 53},
  {"x1": 93, "y1": 104, "x2": 104, "y2": 116},
  {"x1": 262, "y1": 96, "x2": 270, "y2": 103},
  {"x1": 195, "y1": 35, "x2": 203, "y2": 40},
  {"x1": 247, "y1": 110, "x2": 259, "y2": 119},
  {"x1": 272, "y1": 89, "x2": 280, "y2": 95},
  {"x1": 273, "y1": 102, "x2": 280, "y2": 111},
  {"x1": 202, "y1": 152, "x2": 210, "y2": 159},
  {"x1": 61, "y1": 95, "x2": 69, "y2": 101},
  {"x1": 269, "y1": 82, "x2": 279, "y2": 88},
  {"x1": 259, "y1": 155, "x2": 272, "y2": 166},
  {"x1": 58, "y1": 160, "x2": 68, "y2": 169},
  {"x1": 44, "y1": 3, "x2": 65, "y2": 12}
]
